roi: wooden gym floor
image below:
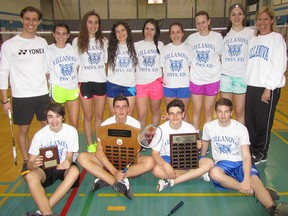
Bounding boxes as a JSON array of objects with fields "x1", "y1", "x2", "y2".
[{"x1": 0, "y1": 80, "x2": 288, "y2": 216}]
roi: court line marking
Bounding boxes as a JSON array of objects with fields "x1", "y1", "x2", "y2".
[
  {"x1": 0, "y1": 177, "x2": 24, "y2": 206},
  {"x1": 273, "y1": 129, "x2": 288, "y2": 145},
  {"x1": 107, "y1": 206, "x2": 126, "y2": 211}
]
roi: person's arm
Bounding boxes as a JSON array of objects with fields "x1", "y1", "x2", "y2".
[
  {"x1": 1, "y1": 89, "x2": 11, "y2": 115},
  {"x1": 95, "y1": 141, "x2": 119, "y2": 178},
  {"x1": 152, "y1": 149, "x2": 176, "y2": 179},
  {"x1": 27, "y1": 154, "x2": 43, "y2": 170},
  {"x1": 57, "y1": 152, "x2": 73, "y2": 170},
  {"x1": 239, "y1": 144, "x2": 253, "y2": 194},
  {"x1": 201, "y1": 140, "x2": 209, "y2": 157}
]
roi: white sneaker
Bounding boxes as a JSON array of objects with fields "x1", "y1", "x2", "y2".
[
  {"x1": 201, "y1": 172, "x2": 210, "y2": 182},
  {"x1": 156, "y1": 179, "x2": 174, "y2": 192}
]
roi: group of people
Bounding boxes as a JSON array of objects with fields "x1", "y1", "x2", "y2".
[{"x1": 0, "y1": 3, "x2": 287, "y2": 216}]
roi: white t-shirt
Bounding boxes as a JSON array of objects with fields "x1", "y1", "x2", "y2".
[
  {"x1": 46, "y1": 43, "x2": 79, "y2": 89},
  {"x1": 101, "y1": 115, "x2": 141, "y2": 129},
  {"x1": 72, "y1": 37, "x2": 108, "y2": 83},
  {"x1": 185, "y1": 31, "x2": 223, "y2": 85},
  {"x1": 246, "y1": 32, "x2": 286, "y2": 90},
  {"x1": 29, "y1": 124, "x2": 79, "y2": 163},
  {"x1": 160, "y1": 42, "x2": 192, "y2": 88},
  {"x1": 107, "y1": 44, "x2": 136, "y2": 87},
  {"x1": 134, "y1": 40, "x2": 164, "y2": 84},
  {"x1": 0, "y1": 35, "x2": 48, "y2": 97},
  {"x1": 202, "y1": 119, "x2": 250, "y2": 163},
  {"x1": 222, "y1": 27, "x2": 254, "y2": 77},
  {"x1": 152, "y1": 121, "x2": 197, "y2": 157}
]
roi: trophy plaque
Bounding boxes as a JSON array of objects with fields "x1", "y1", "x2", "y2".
[
  {"x1": 170, "y1": 133, "x2": 199, "y2": 169},
  {"x1": 98, "y1": 123, "x2": 141, "y2": 170},
  {"x1": 39, "y1": 146, "x2": 60, "y2": 169}
]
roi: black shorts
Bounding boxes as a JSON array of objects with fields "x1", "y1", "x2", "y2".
[
  {"x1": 12, "y1": 94, "x2": 50, "y2": 125},
  {"x1": 42, "y1": 162, "x2": 80, "y2": 188},
  {"x1": 79, "y1": 82, "x2": 107, "y2": 99}
]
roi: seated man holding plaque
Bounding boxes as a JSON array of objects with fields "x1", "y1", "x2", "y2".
[
  {"x1": 24, "y1": 103, "x2": 80, "y2": 216},
  {"x1": 201, "y1": 98, "x2": 288, "y2": 216},
  {"x1": 77, "y1": 95, "x2": 155, "y2": 200},
  {"x1": 151, "y1": 99, "x2": 214, "y2": 192}
]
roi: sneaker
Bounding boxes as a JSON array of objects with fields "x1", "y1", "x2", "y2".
[
  {"x1": 201, "y1": 172, "x2": 211, "y2": 182},
  {"x1": 112, "y1": 178, "x2": 133, "y2": 200},
  {"x1": 266, "y1": 187, "x2": 280, "y2": 201},
  {"x1": 21, "y1": 160, "x2": 30, "y2": 176},
  {"x1": 156, "y1": 179, "x2": 174, "y2": 192},
  {"x1": 91, "y1": 178, "x2": 109, "y2": 192},
  {"x1": 87, "y1": 142, "x2": 97, "y2": 153},
  {"x1": 275, "y1": 202, "x2": 288, "y2": 216},
  {"x1": 24, "y1": 212, "x2": 41, "y2": 216},
  {"x1": 252, "y1": 155, "x2": 267, "y2": 165}
]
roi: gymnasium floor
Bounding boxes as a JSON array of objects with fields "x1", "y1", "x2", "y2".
[{"x1": 0, "y1": 83, "x2": 288, "y2": 216}]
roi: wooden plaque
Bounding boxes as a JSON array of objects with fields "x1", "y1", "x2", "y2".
[
  {"x1": 170, "y1": 133, "x2": 199, "y2": 169},
  {"x1": 39, "y1": 146, "x2": 60, "y2": 169},
  {"x1": 98, "y1": 123, "x2": 141, "y2": 170}
]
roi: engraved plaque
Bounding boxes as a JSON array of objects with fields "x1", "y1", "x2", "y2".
[
  {"x1": 39, "y1": 146, "x2": 60, "y2": 169},
  {"x1": 170, "y1": 133, "x2": 199, "y2": 169}
]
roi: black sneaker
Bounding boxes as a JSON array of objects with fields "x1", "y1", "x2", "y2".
[
  {"x1": 275, "y1": 202, "x2": 288, "y2": 216},
  {"x1": 21, "y1": 160, "x2": 30, "y2": 176},
  {"x1": 91, "y1": 178, "x2": 109, "y2": 192},
  {"x1": 266, "y1": 187, "x2": 280, "y2": 201},
  {"x1": 112, "y1": 178, "x2": 133, "y2": 200},
  {"x1": 252, "y1": 155, "x2": 267, "y2": 165}
]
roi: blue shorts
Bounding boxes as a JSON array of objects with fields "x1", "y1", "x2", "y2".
[
  {"x1": 212, "y1": 160, "x2": 259, "y2": 190},
  {"x1": 220, "y1": 74, "x2": 247, "y2": 94},
  {"x1": 162, "y1": 155, "x2": 171, "y2": 163},
  {"x1": 107, "y1": 81, "x2": 136, "y2": 97},
  {"x1": 164, "y1": 87, "x2": 191, "y2": 99}
]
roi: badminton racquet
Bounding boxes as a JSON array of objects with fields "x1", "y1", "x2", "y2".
[
  {"x1": 8, "y1": 109, "x2": 17, "y2": 166},
  {"x1": 122, "y1": 124, "x2": 162, "y2": 173}
]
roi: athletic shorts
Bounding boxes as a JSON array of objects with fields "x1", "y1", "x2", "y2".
[
  {"x1": 12, "y1": 94, "x2": 50, "y2": 125},
  {"x1": 107, "y1": 81, "x2": 136, "y2": 97},
  {"x1": 51, "y1": 84, "x2": 79, "y2": 103},
  {"x1": 220, "y1": 74, "x2": 247, "y2": 94},
  {"x1": 79, "y1": 82, "x2": 107, "y2": 99},
  {"x1": 189, "y1": 80, "x2": 220, "y2": 96},
  {"x1": 162, "y1": 155, "x2": 171, "y2": 164},
  {"x1": 212, "y1": 160, "x2": 259, "y2": 190},
  {"x1": 136, "y1": 79, "x2": 163, "y2": 100},
  {"x1": 42, "y1": 162, "x2": 80, "y2": 188},
  {"x1": 164, "y1": 87, "x2": 191, "y2": 99}
]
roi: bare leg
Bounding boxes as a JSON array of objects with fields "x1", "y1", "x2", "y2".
[
  {"x1": 234, "y1": 93, "x2": 246, "y2": 125},
  {"x1": 150, "y1": 98, "x2": 162, "y2": 127},
  {"x1": 136, "y1": 96, "x2": 149, "y2": 128},
  {"x1": 80, "y1": 97, "x2": 93, "y2": 145},
  {"x1": 180, "y1": 97, "x2": 190, "y2": 122},
  {"x1": 107, "y1": 97, "x2": 114, "y2": 116},
  {"x1": 18, "y1": 125, "x2": 30, "y2": 161},
  {"x1": 127, "y1": 96, "x2": 136, "y2": 116},
  {"x1": 191, "y1": 95, "x2": 203, "y2": 130},
  {"x1": 124, "y1": 156, "x2": 155, "y2": 178},
  {"x1": 93, "y1": 95, "x2": 106, "y2": 140},
  {"x1": 204, "y1": 95, "x2": 217, "y2": 124},
  {"x1": 66, "y1": 99, "x2": 80, "y2": 129}
]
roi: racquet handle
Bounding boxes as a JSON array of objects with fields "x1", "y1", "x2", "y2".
[
  {"x1": 167, "y1": 201, "x2": 184, "y2": 215},
  {"x1": 13, "y1": 146, "x2": 17, "y2": 166},
  {"x1": 8, "y1": 109, "x2": 12, "y2": 120},
  {"x1": 122, "y1": 167, "x2": 128, "y2": 173}
]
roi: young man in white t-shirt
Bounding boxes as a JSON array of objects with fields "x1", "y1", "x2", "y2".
[
  {"x1": 201, "y1": 98, "x2": 288, "y2": 216},
  {"x1": 151, "y1": 99, "x2": 214, "y2": 192},
  {"x1": 77, "y1": 95, "x2": 155, "y2": 199},
  {"x1": 25, "y1": 103, "x2": 80, "y2": 216}
]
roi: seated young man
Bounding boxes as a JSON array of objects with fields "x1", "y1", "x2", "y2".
[
  {"x1": 77, "y1": 95, "x2": 155, "y2": 200},
  {"x1": 151, "y1": 99, "x2": 214, "y2": 192},
  {"x1": 201, "y1": 98, "x2": 288, "y2": 216},
  {"x1": 25, "y1": 103, "x2": 80, "y2": 216}
]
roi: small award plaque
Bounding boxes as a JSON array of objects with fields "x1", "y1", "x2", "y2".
[
  {"x1": 170, "y1": 133, "x2": 199, "y2": 169},
  {"x1": 39, "y1": 146, "x2": 60, "y2": 169}
]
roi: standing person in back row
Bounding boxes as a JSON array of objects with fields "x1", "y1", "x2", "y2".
[
  {"x1": 245, "y1": 6, "x2": 287, "y2": 164},
  {"x1": 185, "y1": 11, "x2": 223, "y2": 131},
  {"x1": 221, "y1": 4, "x2": 254, "y2": 125},
  {"x1": 0, "y1": 6, "x2": 50, "y2": 175}
]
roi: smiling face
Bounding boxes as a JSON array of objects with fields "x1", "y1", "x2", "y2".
[
  {"x1": 115, "y1": 24, "x2": 128, "y2": 44},
  {"x1": 195, "y1": 15, "x2": 210, "y2": 36},
  {"x1": 47, "y1": 110, "x2": 64, "y2": 133},
  {"x1": 230, "y1": 7, "x2": 245, "y2": 28},
  {"x1": 53, "y1": 26, "x2": 69, "y2": 47},
  {"x1": 144, "y1": 22, "x2": 156, "y2": 41},
  {"x1": 21, "y1": 11, "x2": 41, "y2": 38},
  {"x1": 169, "y1": 24, "x2": 184, "y2": 45},
  {"x1": 167, "y1": 106, "x2": 184, "y2": 129},
  {"x1": 256, "y1": 11, "x2": 274, "y2": 35},
  {"x1": 86, "y1": 15, "x2": 99, "y2": 38}
]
